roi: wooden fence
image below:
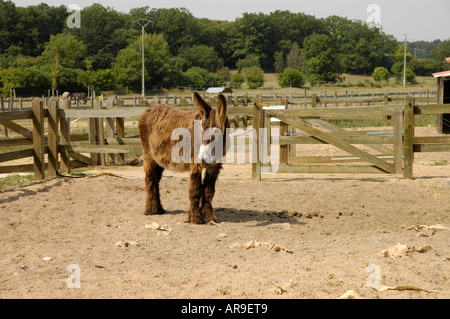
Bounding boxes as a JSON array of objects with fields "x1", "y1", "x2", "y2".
[
  {"x1": 251, "y1": 96, "x2": 450, "y2": 180},
  {"x1": 0, "y1": 89, "x2": 437, "y2": 109},
  {"x1": 0, "y1": 92, "x2": 448, "y2": 181},
  {"x1": 0, "y1": 97, "x2": 253, "y2": 179}
]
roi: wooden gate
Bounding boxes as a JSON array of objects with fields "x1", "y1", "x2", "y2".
[{"x1": 251, "y1": 97, "x2": 422, "y2": 180}]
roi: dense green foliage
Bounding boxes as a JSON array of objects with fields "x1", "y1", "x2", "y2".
[
  {"x1": 230, "y1": 73, "x2": 245, "y2": 89},
  {"x1": 278, "y1": 67, "x2": 304, "y2": 87},
  {"x1": 303, "y1": 33, "x2": 340, "y2": 85},
  {"x1": 430, "y1": 40, "x2": 450, "y2": 70},
  {"x1": 0, "y1": 1, "x2": 447, "y2": 95},
  {"x1": 241, "y1": 66, "x2": 265, "y2": 89},
  {"x1": 372, "y1": 67, "x2": 390, "y2": 82}
]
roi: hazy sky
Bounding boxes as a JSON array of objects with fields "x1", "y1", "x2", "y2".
[{"x1": 10, "y1": 0, "x2": 450, "y2": 41}]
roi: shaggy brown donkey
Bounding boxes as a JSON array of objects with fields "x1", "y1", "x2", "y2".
[{"x1": 138, "y1": 92, "x2": 230, "y2": 224}]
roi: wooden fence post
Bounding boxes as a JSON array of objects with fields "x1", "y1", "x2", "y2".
[
  {"x1": 115, "y1": 117, "x2": 125, "y2": 163},
  {"x1": 32, "y1": 99, "x2": 45, "y2": 180},
  {"x1": 95, "y1": 99, "x2": 106, "y2": 166},
  {"x1": 105, "y1": 98, "x2": 116, "y2": 163},
  {"x1": 106, "y1": 117, "x2": 116, "y2": 164},
  {"x1": 382, "y1": 93, "x2": 389, "y2": 126},
  {"x1": 88, "y1": 97, "x2": 98, "y2": 164},
  {"x1": 403, "y1": 96, "x2": 415, "y2": 179},
  {"x1": 116, "y1": 97, "x2": 123, "y2": 108},
  {"x1": 9, "y1": 89, "x2": 13, "y2": 111},
  {"x1": 0, "y1": 95, "x2": 7, "y2": 137},
  {"x1": 59, "y1": 99, "x2": 71, "y2": 174},
  {"x1": 252, "y1": 96, "x2": 262, "y2": 181},
  {"x1": 47, "y1": 99, "x2": 59, "y2": 176},
  {"x1": 393, "y1": 106, "x2": 403, "y2": 174},
  {"x1": 279, "y1": 120, "x2": 288, "y2": 165},
  {"x1": 312, "y1": 93, "x2": 317, "y2": 108},
  {"x1": 436, "y1": 77, "x2": 444, "y2": 134}
]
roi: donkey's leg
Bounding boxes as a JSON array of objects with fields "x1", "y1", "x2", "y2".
[
  {"x1": 143, "y1": 156, "x2": 165, "y2": 215},
  {"x1": 188, "y1": 164, "x2": 203, "y2": 224},
  {"x1": 201, "y1": 165, "x2": 221, "y2": 223}
]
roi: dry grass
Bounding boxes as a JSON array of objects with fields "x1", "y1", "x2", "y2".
[{"x1": 224, "y1": 72, "x2": 436, "y2": 96}]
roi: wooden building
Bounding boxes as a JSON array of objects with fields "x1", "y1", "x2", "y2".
[{"x1": 433, "y1": 61, "x2": 450, "y2": 134}]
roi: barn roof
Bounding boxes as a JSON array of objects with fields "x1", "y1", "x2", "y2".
[
  {"x1": 433, "y1": 70, "x2": 450, "y2": 78},
  {"x1": 206, "y1": 87, "x2": 233, "y2": 94}
]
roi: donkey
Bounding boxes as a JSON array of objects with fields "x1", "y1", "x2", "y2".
[{"x1": 138, "y1": 92, "x2": 230, "y2": 224}]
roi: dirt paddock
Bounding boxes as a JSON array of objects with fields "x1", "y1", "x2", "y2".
[{"x1": 0, "y1": 127, "x2": 449, "y2": 299}]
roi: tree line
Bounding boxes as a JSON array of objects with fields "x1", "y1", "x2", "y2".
[{"x1": 0, "y1": 1, "x2": 449, "y2": 96}]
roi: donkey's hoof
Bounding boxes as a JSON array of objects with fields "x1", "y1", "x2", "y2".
[
  {"x1": 188, "y1": 214, "x2": 203, "y2": 224},
  {"x1": 201, "y1": 204, "x2": 217, "y2": 223},
  {"x1": 144, "y1": 207, "x2": 165, "y2": 215}
]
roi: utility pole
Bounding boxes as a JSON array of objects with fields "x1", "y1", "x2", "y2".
[
  {"x1": 403, "y1": 33, "x2": 407, "y2": 88},
  {"x1": 134, "y1": 19, "x2": 153, "y2": 97}
]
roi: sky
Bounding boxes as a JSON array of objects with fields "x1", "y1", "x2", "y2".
[{"x1": 10, "y1": 0, "x2": 450, "y2": 42}]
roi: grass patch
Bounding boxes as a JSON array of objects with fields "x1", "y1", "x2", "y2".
[
  {"x1": 426, "y1": 161, "x2": 448, "y2": 166},
  {"x1": 0, "y1": 174, "x2": 34, "y2": 191}
]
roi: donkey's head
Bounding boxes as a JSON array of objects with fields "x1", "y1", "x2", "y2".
[{"x1": 193, "y1": 92, "x2": 230, "y2": 166}]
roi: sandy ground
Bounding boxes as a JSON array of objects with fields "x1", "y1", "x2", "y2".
[{"x1": 0, "y1": 127, "x2": 449, "y2": 299}]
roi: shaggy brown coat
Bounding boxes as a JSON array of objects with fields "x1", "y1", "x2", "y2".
[{"x1": 138, "y1": 92, "x2": 229, "y2": 224}]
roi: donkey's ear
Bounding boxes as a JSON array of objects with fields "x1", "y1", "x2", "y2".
[
  {"x1": 216, "y1": 94, "x2": 228, "y2": 129},
  {"x1": 193, "y1": 92, "x2": 212, "y2": 119}
]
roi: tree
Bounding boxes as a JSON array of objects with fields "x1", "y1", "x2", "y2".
[
  {"x1": 40, "y1": 33, "x2": 86, "y2": 69},
  {"x1": 178, "y1": 45, "x2": 223, "y2": 72},
  {"x1": 113, "y1": 33, "x2": 174, "y2": 90},
  {"x1": 393, "y1": 44, "x2": 413, "y2": 63},
  {"x1": 242, "y1": 66, "x2": 264, "y2": 89},
  {"x1": 278, "y1": 67, "x2": 304, "y2": 87},
  {"x1": 408, "y1": 40, "x2": 441, "y2": 59},
  {"x1": 183, "y1": 67, "x2": 222, "y2": 88},
  {"x1": 236, "y1": 54, "x2": 260, "y2": 72},
  {"x1": 129, "y1": 7, "x2": 200, "y2": 56},
  {"x1": 216, "y1": 67, "x2": 231, "y2": 82},
  {"x1": 430, "y1": 39, "x2": 450, "y2": 69},
  {"x1": 232, "y1": 13, "x2": 273, "y2": 69},
  {"x1": 391, "y1": 62, "x2": 416, "y2": 83},
  {"x1": 372, "y1": 67, "x2": 390, "y2": 82},
  {"x1": 230, "y1": 73, "x2": 245, "y2": 89},
  {"x1": 410, "y1": 59, "x2": 441, "y2": 76},
  {"x1": 92, "y1": 69, "x2": 116, "y2": 90},
  {"x1": 303, "y1": 33, "x2": 339, "y2": 85},
  {"x1": 273, "y1": 51, "x2": 285, "y2": 73},
  {"x1": 324, "y1": 16, "x2": 397, "y2": 74},
  {"x1": 285, "y1": 42, "x2": 303, "y2": 71},
  {"x1": 0, "y1": 1, "x2": 19, "y2": 51},
  {"x1": 0, "y1": 66, "x2": 50, "y2": 96},
  {"x1": 15, "y1": 3, "x2": 68, "y2": 56},
  {"x1": 391, "y1": 61, "x2": 404, "y2": 78},
  {"x1": 403, "y1": 68, "x2": 417, "y2": 84},
  {"x1": 197, "y1": 18, "x2": 236, "y2": 68},
  {"x1": 40, "y1": 33, "x2": 86, "y2": 90},
  {"x1": 68, "y1": 3, "x2": 132, "y2": 69}
]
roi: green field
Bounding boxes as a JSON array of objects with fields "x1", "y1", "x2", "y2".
[{"x1": 250, "y1": 72, "x2": 436, "y2": 94}]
